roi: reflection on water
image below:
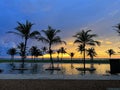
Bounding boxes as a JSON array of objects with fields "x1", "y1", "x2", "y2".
[{"x1": 0, "y1": 63, "x2": 110, "y2": 75}]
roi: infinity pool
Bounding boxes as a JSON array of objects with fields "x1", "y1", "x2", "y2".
[{"x1": 0, "y1": 63, "x2": 110, "y2": 75}]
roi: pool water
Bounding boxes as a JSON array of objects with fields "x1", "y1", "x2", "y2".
[{"x1": 0, "y1": 63, "x2": 110, "y2": 75}]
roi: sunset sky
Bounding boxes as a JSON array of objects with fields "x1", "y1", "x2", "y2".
[{"x1": 0, "y1": 0, "x2": 120, "y2": 58}]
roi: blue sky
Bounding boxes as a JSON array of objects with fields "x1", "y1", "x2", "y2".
[{"x1": 0, "y1": 0, "x2": 120, "y2": 57}]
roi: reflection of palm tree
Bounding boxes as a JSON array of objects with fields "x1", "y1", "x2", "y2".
[
  {"x1": 106, "y1": 49, "x2": 115, "y2": 58},
  {"x1": 73, "y1": 30, "x2": 100, "y2": 73},
  {"x1": 39, "y1": 26, "x2": 66, "y2": 68},
  {"x1": 7, "y1": 48, "x2": 17, "y2": 64},
  {"x1": 8, "y1": 21, "x2": 40, "y2": 65},
  {"x1": 41, "y1": 46, "x2": 48, "y2": 60}
]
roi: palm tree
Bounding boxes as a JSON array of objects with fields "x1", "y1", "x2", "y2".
[
  {"x1": 8, "y1": 20, "x2": 40, "y2": 65},
  {"x1": 41, "y1": 46, "x2": 48, "y2": 60},
  {"x1": 7, "y1": 48, "x2": 17, "y2": 64},
  {"x1": 59, "y1": 47, "x2": 67, "y2": 61},
  {"x1": 77, "y1": 44, "x2": 84, "y2": 59},
  {"x1": 17, "y1": 42, "x2": 26, "y2": 60},
  {"x1": 73, "y1": 30, "x2": 100, "y2": 73},
  {"x1": 39, "y1": 26, "x2": 66, "y2": 68},
  {"x1": 106, "y1": 49, "x2": 115, "y2": 58},
  {"x1": 86, "y1": 48, "x2": 97, "y2": 62},
  {"x1": 69, "y1": 52, "x2": 75, "y2": 62},
  {"x1": 114, "y1": 23, "x2": 120, "y2": 35},
  {"x1": 34, "y1": 49, "x2": 42, "y2": 60},
  {"x1": 86, "y1": 48, "x2": 97, "y2": 71},
  {"x1": 29, "y1": 46, "x2": 39, "y2": 61}
]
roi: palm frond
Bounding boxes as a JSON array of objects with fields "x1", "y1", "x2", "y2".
[
  {"x1": 7, "y1": 31, "x2": 23, "y2": 37},
  {"x1": 29, "y1": 31, "x2": 41, "y2": 38}
]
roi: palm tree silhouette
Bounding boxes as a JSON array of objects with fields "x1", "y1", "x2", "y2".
[
  {"x1": 77, "y1": 44, "x2": 84, "y2": 59},
  {"x1": 39, "y1": 26, "x2": 66, "y2": 69},
  {"x1": 7, "y1": 47, "x2": 17, "y2": 64},
  {"x1": 86, "y1": 48, "x2": 97, "y2": 63},
  {"x1": 86, "y1": 48, "x2": 97, "y2": 71},
  {"x1": 17, "y1": 42, "x2": 26, "y2": 60},
  {"x1": 8, "y1": 20, "x2": 40, "y2": 65},
  {"x1": 69, "y1": 52, "x2": 75, "y2": 62},
  {"x1": 34, "y1": 49, "x2": 42, "y2": 60},
  {"x1": 106, "y1": 49, "x2": 115, "y2": 58},
  {"x1": 114, "y1": 23, "x2": 120, "y2": 35},
  {"x1": 59, "y1": 47, "x2": 67, "y2": 61},
  {"x1": 29, "y1": 46, "x2": 40, "y2": 61},
  {"x1": 73, "y1": 30, "x2": 100, "y2": 73}
]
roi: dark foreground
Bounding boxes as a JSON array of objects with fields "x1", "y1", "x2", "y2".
[{"x1": 0, "y1": 80, "x2": 120, "y2": 90}]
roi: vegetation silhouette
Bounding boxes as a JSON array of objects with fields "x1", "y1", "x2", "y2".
[
  {"x1": 86, "y1": 48, "x2": 97, "y2": 63},
  {"x1": 59, "y1": 47, "x2": 67, "y2": 61},
  {"x1": 38, "y1": 26, "x2": 66, "y2": 69},
  {"x1": 86, "y1": 48, "x2": 97, "y2": 71},
  {"x1": 106, "y1": 49, "x2": 115, "y2": 58},
  {"x1": 17, "y1": 42, "x2": 26, "y2": 60},
  {"x1": 6, "y1": 20, "x2": 120, "y2": 75},
  {"x1": 69, "y1": 52, "x2": 75, "y2": 62},
  {"x1": 8, "y1": 20, "x2": 40, "y2": 66},
  {"x1": 29, "y1": 46, "x2": 42, "y2": 61},
  {"x1": 7, "y1": 47, "x2": 17, "y2": 64},
  {"x1": 73, "y1": 30, "x2": 100, "y2": 74}
]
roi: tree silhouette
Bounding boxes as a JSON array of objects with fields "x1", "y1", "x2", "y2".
[
  {"x1": 7, "y1": 47, "x2": 17, "y2": 64},
  {"x1": 86, "y1": 48, "x2": 97, "y2": 62},
  {"x1": 106, "y1": 49, "x2": 115, "y2": 58},
  {"x1": 73, "y1": 30, "x2": 100, "y2": 73},
  {"x1": 8, "y1": 20, "x2": 40, "y2": 65},
  {"x1": 39, "y1": 26, "x2": 66, "y2": 68},
  {"x1": 69, "y1": 52, "x2": 75, "y2": 62},
  {"x1": 29, "y1": 46, "x2": 40, "y2": 61},
  {"x1": 59, "y1": 47, "x2": 67, "y2": 61},
  {"x1": 17, "y1": 42, "x2": 26, "y2": 60},
  {"x1": 77, "y1": 44, "x2": 84, "y2": 59},
  {"x1": 114, "y1": 23, "x2": 120, "y2": 35}
]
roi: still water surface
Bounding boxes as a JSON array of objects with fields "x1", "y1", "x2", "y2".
[{"x1": 0, "y1": 63, "x2": 110, "y2": 75}]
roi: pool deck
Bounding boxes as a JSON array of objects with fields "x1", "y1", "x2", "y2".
[
  {"x1": 0, "y1": 74, "x2": 120, "y2": 90},
  {"x1": 0, "y1": 74, "x2": 120, "y2": 80}
]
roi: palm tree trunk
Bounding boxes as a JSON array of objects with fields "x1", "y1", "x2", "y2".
[
  {"x1": 83, "y1": 44, "x2": 86, "y2": 74},
  {"x1": 23, "y1": 38, "x2": 27, "y2": 66},
  {"x1": 49, "y1": 44, "x2": 54, "y2": 68}
]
